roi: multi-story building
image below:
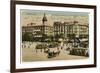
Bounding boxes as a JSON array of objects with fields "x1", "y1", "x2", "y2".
[
  {"x1": 53, "y1": 22, "x2": 65, "y2": 38},
  {"x1": 53, "y1": 21, "x2": 89, "y2": 41},
  {"x1": 22, "y1": 13, "x2": 53, "y2": 41}
]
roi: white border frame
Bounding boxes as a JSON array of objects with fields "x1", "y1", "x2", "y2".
[{"x1": 16, "y1": 5, "x2": 94, "y2": 69}]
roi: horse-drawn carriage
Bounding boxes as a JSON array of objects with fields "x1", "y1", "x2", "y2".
[
  {"x1": 47, "y1": 50, "x2": 60, "y2": 58},
  {"x1": 44, "y1": 47, "x2": 60, "y2": 58}
]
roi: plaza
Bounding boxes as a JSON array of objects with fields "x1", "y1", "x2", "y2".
[{"x1": 22, "y1": 42, "x2": 88, "y2": 62}]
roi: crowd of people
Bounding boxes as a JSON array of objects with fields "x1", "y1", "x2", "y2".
[{"x1": 22, "y1": 41, "x2": 88, "y2": 58}]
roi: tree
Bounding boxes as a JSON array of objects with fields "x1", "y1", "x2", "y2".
[
  {"x1": 59, "y1": 33, "x2": 64, "y2": 38},
  {"x1": 54, "y1": 33, "x2": 64, "y2": 42},
  {"x1": 55, "y1": 34, "x2": 59, "y2": 42},
  {"x1": 22, "y1": 32, "x2": 33, "y2": 41}
]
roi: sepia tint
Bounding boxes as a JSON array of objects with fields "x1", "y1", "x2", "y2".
[{"x1": 21, "y1": 10, "x2": 89, "y2": 62}]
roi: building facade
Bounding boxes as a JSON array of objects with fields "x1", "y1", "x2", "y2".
[
  {"x1": 53, "y1": 21, "x2": 89, "y2": 41},
  {"x1": 22, "y1": 13, "x2": 53, "y2": 41}
]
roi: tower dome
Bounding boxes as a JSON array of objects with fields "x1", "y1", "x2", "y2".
[{"x1": 42, "y1": 13, "x2": 47, "y2": 24}]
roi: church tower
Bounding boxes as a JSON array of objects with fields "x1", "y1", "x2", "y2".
[{"x1": 42, "y1": 13, "x2": 47, "y2": 25}]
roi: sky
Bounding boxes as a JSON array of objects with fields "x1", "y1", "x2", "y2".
[{"x1": 21, "y1": 9, "x2": 89, "y2": 26}]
